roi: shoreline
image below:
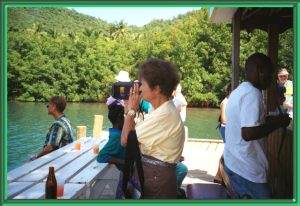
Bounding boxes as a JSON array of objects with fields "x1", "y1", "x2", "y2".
[{"x1": 7, "y1": 100, "x2": 220, "y2": 109}]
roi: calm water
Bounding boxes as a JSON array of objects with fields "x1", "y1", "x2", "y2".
[{"x1": 8, "y1": 102, "x2": 221, "y2": 171}]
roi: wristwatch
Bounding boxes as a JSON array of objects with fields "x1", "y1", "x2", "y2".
[{"x1": 126, "y1": 109, "x2": 136, "y2": 117}]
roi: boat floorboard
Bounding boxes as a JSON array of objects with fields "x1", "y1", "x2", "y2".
[{"x1": 182, "y1": 139, "x2": 224, "y2": 190}]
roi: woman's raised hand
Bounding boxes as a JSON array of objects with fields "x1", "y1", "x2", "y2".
[{"x1": 128, "y1": 81, "x2": 140, "y2": 112}]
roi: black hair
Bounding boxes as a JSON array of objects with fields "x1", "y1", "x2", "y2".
[
  {"x1": 245, "y1": 52, "x2": 273, "y2": 74},
  {"x1": 107, "y1": 101, "x2": 124, "y2": 129},
  {"x1": 226, "y1": 83, "x2": 231, "y2": 97}
]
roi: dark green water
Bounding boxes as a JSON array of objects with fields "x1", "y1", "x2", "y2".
[{"x1": 8, "y1": 102, "x2": 221, "y2": 171}]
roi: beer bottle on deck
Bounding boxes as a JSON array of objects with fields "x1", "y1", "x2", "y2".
[{"x1": 45, "y1": 166, "x2": 57, "y2": 199}]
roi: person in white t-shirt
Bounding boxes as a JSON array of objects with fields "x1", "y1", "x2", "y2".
[
  {"x1": 172, "y1": 83, "x2": 188, "y2": 198},
  {"x1": 172, "y1": 84, "x2": 187, "y2": 122},
  {"x1": 224, "y1": 53, "x2": 291, "y2": 198}
]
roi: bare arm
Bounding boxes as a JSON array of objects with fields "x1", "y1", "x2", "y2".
[
  {"x1": 38, "y1": 145, "x2": 57, "y2": 157},
  {"x1": 283, "y1": 102, "x2": 293, "y2": 110},
  {"x1": 178, "y1": 104, "x2": 182, "y2": 112},
  {"x1": 121, "y1": 83, "x2": 140, "y2": 147},
  {"x1": 28, "y1": 145, "x2": 57, "y2": 161},
  {"x1": 220, "y1": 101, "x2": 226, "y2": 124},
  {"x1": 121, "y1": 115, "x2": 136, "y2": 147},
  {"x1": 241, "y1": 113, "x2": 291, "y2": 141}
]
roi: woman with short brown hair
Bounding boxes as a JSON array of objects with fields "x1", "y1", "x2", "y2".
[{"x1": 121, "y1": 58, "x2": 185, "y2": 199}]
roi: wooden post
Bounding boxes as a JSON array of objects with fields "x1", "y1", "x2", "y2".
[
  {"x1": 267, "y1": 22, "x2": 279, "y2": 113},
  {"x1": 93, "y1": 115, "x2": 103, "y2": 139},
  {"x1": 231, "y1": 9, "x2": 241, "y2": 90},
  {"x1": 76, "y1": 126, "x2": 87, "y2": 139}
]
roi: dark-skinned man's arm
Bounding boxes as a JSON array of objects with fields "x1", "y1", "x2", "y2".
[{"x1": 242, "y1": 113, "x2": 291, "y2": 141}]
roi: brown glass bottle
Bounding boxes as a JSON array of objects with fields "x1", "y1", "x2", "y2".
[{"x1": 45, "y1": 166, "x2": 57, "y2": 199}]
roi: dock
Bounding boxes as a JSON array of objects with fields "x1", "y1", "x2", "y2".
[{"x1": 182, "y1": 138, "x2": 224, "y2": 189}]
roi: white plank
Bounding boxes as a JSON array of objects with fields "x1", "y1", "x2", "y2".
[
  {"x1": 8, "y1": 133, "x2": 110, "y2": 200},
  {"x1": 8, "y1": 182, "x2": 35, "y2": 199},
  {"x1": 13, "y1": 183, "x2": 85, "y2": 199},
  {"x1": 18, "y1": 138, "x2": 96, "y2": 182},
  {"x1": 60, "y1": 183, "x2": 86, "y2": 199},
  {"x1": 48, "y1": 137, "x2": 108, "y2": 182},
  {"x1": 99, "y1": 130, "x2": 109, "y2": 140},
  {"x1": 48, "y1": 149, "x2": 100, "y2": 182},
  {"x1": 13, "y1": 183, "x2": 44, "y2": 199},
  {"x1": 69, "y1": 161, "x2": 108, "y2": 184},
  {"x1": 92, "y1": 136, "x2": 109, "y2": 148},
  {"x1": 8, "y1": 146, "x2": 69, "y2": 182},
  {"x1": 8, "y1": 137, "x2": 92, "y2": 182}
]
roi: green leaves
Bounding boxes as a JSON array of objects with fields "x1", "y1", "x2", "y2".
[{"x1": 7, "y1": 8, "x2": 293, "y2": 106}]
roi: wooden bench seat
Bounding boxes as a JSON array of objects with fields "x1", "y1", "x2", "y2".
[
  {"x1": 7, "y1": 135, "x2": 118, "y2": 200},
  {"x1": 8, "y1": 137, "x2": 95, "y2": 182},
  {"x1": 186, "y1": 183, "x2": 228, "y2": 199},
  {"x1": 13, "y1": 183, "x2": 86, "y2": 199}
]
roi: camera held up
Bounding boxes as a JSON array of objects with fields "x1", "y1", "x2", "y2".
[{"x1": 111, "y1": 81, "x2": 141, "y2": 100}]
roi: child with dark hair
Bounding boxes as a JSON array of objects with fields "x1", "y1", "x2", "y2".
[
  {"x1": 97, "y1": 99, "x2": 126, "y2": 170},
  {"x1": 97, "y1": 98, "x2": 141, "y2": 198}
]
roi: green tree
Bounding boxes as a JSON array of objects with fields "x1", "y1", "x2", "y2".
[
  {"x1": 110, "y1": 20, "x2": 128, "y2": 40},
  {"x1": 7, "y1": 7, "x2": 293, "y2": 106}
]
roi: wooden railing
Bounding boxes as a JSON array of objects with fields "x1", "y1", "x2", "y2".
[{"x1": 266, "y1": 125, "x2": 293, "y2": 199}]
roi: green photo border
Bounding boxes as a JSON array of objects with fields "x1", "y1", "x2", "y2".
[{"x1": 1, "y1": 0, "x2": 299, "y2": 206}]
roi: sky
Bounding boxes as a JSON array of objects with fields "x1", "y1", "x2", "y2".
[{"x1": 69, "y1": 7, "x2": 203, "y2": 27}]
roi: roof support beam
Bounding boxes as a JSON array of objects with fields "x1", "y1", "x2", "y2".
[
  {"x1": 231, "y1": 9, "x2": 241, "y2": 90},
  {"x1": 267, "y1": 22, "x2": 279, "y2": 113}
]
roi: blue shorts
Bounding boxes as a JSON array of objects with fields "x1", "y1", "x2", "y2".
[{"x1": 224, "y1": 163, "x2": 270, "y2": 199}]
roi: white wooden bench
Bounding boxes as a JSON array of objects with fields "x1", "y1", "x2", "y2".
[
  {"x1": 70, "y1": 163, "x2": 120, "y2": 199},
  {"x1": 18, "y1": 140, "x2": 98, "y2": 182},
  {"x1": 8, "y1": 137, "x2": 96, "y2": 182},
  {"x1": 7, "y1": 132, "x2": 121, "y2": 199},
  {"x1": 12, "y1": 183, "x2": 86, "y2": 199}
]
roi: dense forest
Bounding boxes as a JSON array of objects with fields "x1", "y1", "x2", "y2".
[{"x1": 7, "y1": 8, "x2": 293, "y2": 107}]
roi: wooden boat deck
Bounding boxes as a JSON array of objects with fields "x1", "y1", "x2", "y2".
[{"x1": 182, "y1": 139, "x2": 224, "y2": 189}]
